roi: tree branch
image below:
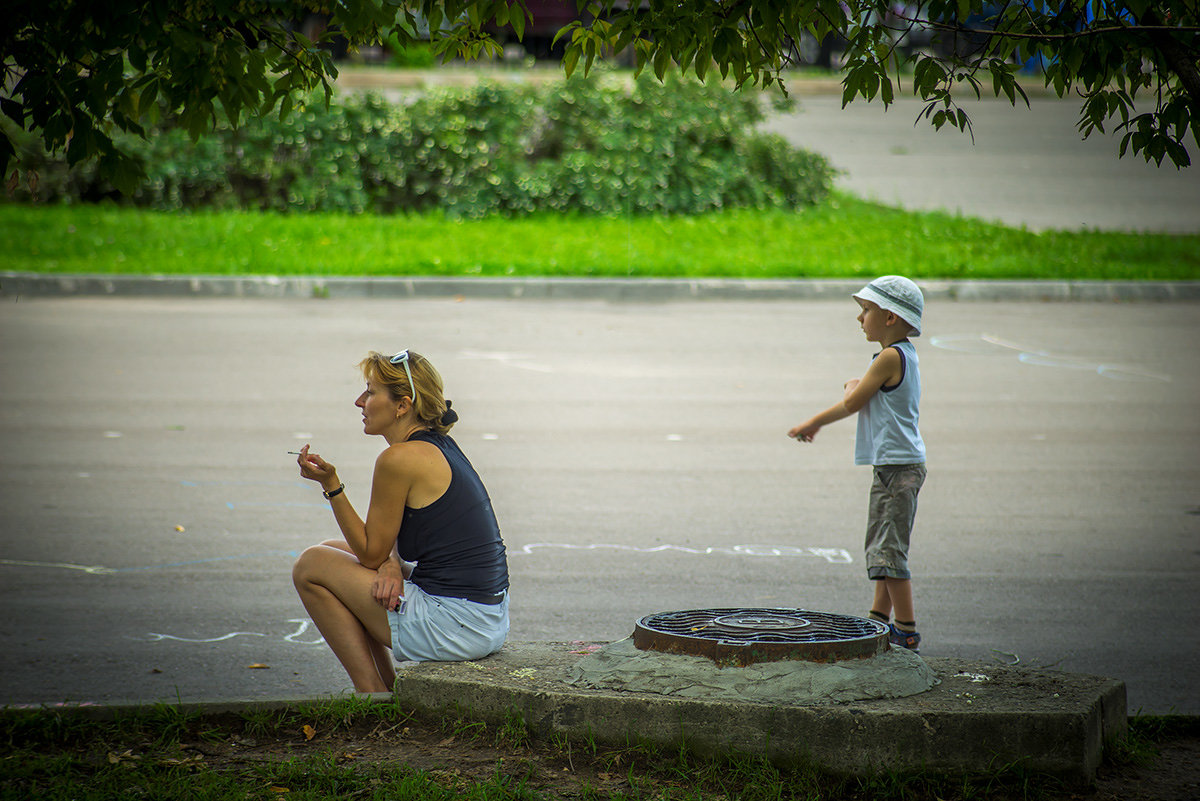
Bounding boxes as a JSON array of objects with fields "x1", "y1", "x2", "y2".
[
  {"x1": 1141, "y1": 9, "x2": 1200, "y2": 118},
  {"x1": 890, "y1": 10, "x2": 1200, "y2": 42}
]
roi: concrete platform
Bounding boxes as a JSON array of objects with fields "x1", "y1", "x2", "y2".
[
  {"x1": 6, "y1": 639, "x2": 1128, "y2": 784},
  {"x1": 389, "y1": 641, "x2": 1127, "y2": 784}
]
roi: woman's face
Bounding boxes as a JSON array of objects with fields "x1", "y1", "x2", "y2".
[{"x1": 355, "y1": 376, "x2": 403, "y2": 436}]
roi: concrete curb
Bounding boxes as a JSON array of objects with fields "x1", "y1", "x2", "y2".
[
  {"x1": 2, "y1": 272, "x2": 1199, "y2": 302},
  {"x1": 11, "y1": 642, "x2": 1128, "y2": 784}
]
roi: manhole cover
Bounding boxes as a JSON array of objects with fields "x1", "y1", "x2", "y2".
[{"x1": 633, "y1": 608, "x2": 889, "y2": 665}]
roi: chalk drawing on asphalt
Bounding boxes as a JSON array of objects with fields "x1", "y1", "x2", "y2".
[
  {"x1": 140, "y1": 619, "x2": 324, "y2": 645},
  {"x1": 0, "y1": 551, "x2": 302, "y2": 574},
  {"x1": 457, "y1": 349, "x2": 553, "y2": 373},
  {"x1": 0, "y1": 558, "x2": 116, "y2": 575},
  {"x1": 2, "y1": 543, "x2": 849, "y2": 575},
  {"x1": 930, "y1": 333, "x2": 1170, "y2": 382},
  {"x1": 180, "y1": 480, "x2": 309, "y2": 488},
  {"x1": 509, "y1": 543, "x2": 853, "y2": 563}
]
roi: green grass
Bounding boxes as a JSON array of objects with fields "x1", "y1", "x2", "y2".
[
  {"x1": 3, "y1": 198, "x2": 1197, "y2": 280},
  {"x1": 3, "y1": 700, "x2": 1192, "y2": 800}
]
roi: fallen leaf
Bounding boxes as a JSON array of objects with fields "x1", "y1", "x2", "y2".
[
  {"x1": 246, "y1": 663, "x2": 270, "y2": 669},
  {"x1": 174, "y1": 525, "x2": 185, "y2": 533},
  {"x1": 269, "y1": 787, "x2": 290, "y2": 794},
  {"x1": 107, "y1": 750, "x2": 140, "y2": 766},
  {"x1": 302, "y1": 724, "x2": 316, "y2": 741},
  {"x1": 437, "y1": 736, "x2": 455, "y2": 747}
]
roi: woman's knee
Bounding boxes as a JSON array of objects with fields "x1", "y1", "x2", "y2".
[{"x1": 293, "y1": 543, "x2": 339, "y2": 587}]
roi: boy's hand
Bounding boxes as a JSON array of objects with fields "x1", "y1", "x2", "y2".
[{"x1": 788, "y1": 422, "x2": 820, "y2": 442}]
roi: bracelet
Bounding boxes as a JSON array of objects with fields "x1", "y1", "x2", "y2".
[{"x1": 322, "y1": 483, "x2": 345, "y2": 499}]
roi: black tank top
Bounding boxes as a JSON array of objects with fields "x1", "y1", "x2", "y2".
[{"x1": 397, "y1": 431, "x2": 508, "y2": 602}]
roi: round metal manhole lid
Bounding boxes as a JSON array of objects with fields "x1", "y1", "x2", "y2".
[{"x1": 633, "y1": 607, "x2": 889, "y2": 665}]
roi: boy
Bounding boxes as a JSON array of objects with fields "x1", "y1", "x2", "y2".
[{"x1": 788, "y1": 275, "x2": 927, "y2": 653}]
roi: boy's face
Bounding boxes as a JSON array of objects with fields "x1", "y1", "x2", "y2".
[{"x1": 855, "y1": 298, "x2": 896, "y2": 343}]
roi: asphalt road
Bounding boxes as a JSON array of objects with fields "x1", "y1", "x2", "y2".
[
  {"x1": 2, "y1": 87, "x2": 1198, "y2": 713},
  {"x1": 1, "y1": 296, "x2": 1197, "y2": 713},
  {"x1": 764, "y1": 94, "x2": 1200, "y2": 234}
]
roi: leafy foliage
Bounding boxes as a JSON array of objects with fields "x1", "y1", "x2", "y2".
[
  {"x1": 4, "y1": 74, "x2": 832, "y2": 217},
  {"x1": 4, "y1": 0, "x2": 1197, "y2": 190},
  {"x1": 566, "y1": 1, "x2": 1200, "y2": 168},
  {"x1": 1, "y1": 1, "x2": 525, "y2": 193}
]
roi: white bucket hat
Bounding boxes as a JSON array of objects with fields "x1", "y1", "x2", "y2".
[{"x1": 852, "y1": 276, "x2": 924, "y2": 336}]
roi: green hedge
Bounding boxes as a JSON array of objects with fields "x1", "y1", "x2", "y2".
[{"x1": 6, "y1": 74, "x2": 833, "y2": 217}]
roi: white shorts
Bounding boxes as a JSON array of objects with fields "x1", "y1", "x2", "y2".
[{"x1": 386, "y1": 580, "x2": 509, "y2": 662}]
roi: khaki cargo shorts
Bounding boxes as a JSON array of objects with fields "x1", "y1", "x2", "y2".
[{"x1": 865, "y1": 463, "x2": 926, "y2": 580}]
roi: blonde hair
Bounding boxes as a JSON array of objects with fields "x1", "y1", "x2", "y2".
[{"x1": 358, "y1": 350, "x2": 456, "y2": 434}]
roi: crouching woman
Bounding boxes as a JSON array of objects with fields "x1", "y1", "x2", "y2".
[{"x1": 292, "y1": 350, "x2": 509, "y2": 692}]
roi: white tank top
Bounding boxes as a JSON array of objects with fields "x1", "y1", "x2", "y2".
[{"x1": 855, "y1": 340, "x2": 925, "y2": 466}]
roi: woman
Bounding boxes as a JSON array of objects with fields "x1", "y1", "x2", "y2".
[{"x1": 292, "y1": 350, "x2": 509, "y2": 692}]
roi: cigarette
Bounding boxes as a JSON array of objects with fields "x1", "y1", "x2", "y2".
[{"x1": 287, "y1": 451, "x2": 302, "y2": 455}]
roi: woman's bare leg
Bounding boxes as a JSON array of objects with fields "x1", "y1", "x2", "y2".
[
  {"x1": 368, "y1": 639, "x2": 397, "y2": 688},
  {"x1": 293, "y1": 543, "x2": 395, "y2": 692}
]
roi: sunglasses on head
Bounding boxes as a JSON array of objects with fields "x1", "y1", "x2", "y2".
[{"x1": 389, "y1": 350, "x2": 418, "y2": 405}]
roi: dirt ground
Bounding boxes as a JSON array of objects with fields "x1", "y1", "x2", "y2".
[
  {"x1": 1088, "y1": 735, "x2": 1200, "y2": 801},
  {"x1": 170, "y1": 713, "x2": 1200, "y2": 800}
]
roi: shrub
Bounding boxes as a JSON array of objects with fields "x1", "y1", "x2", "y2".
[
  {"x1": 385, "y1": 33, "x2": 438, "y2": 68},
  {"x1": 7, "y1": 73, "x2": 833, "y2": 217}
]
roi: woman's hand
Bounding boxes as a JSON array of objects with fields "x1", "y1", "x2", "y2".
[
  {"x1": 372, "y1": 559, "x2": 406, "y2": 611},
  {"x1": 297, "y1": 444, "x2": 339, "y2": 492}
]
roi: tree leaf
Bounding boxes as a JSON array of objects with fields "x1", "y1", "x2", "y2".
[{"x1": 510, "y1": 6, "x2": 525, "y2": 40}]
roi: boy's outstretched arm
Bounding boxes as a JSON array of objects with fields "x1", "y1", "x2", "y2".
[{"x1": 787, "y1": 349, "x2": 902, "y2": 443}]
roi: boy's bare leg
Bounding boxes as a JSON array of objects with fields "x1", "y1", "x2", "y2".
[
  {"x1": 884, "y1": 578, "x2": 915, "y2": 628},
  {"x1": 871, "y1": 579, "x2": 893, "y2": 620}
]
